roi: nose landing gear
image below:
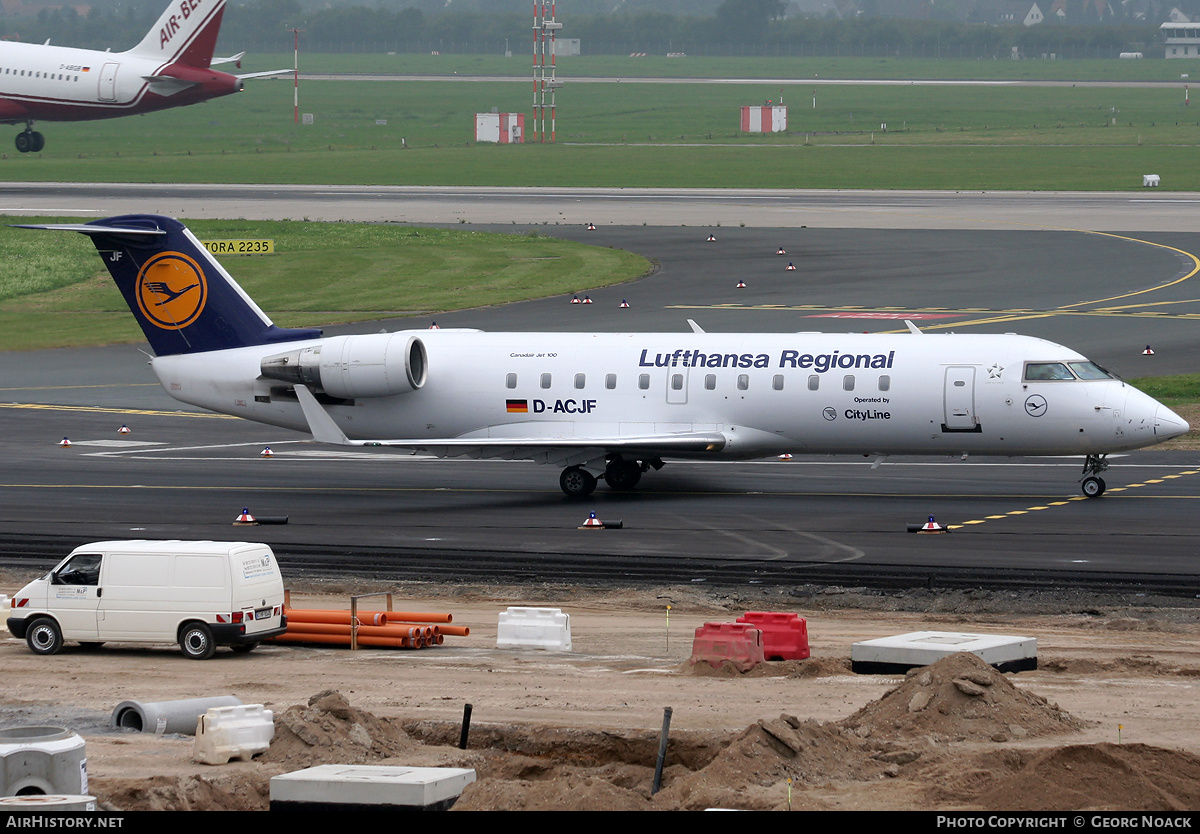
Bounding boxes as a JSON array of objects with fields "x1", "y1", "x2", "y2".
[{"x1": 1080, "y1": 453, "x2": 1108, "y2": 498}]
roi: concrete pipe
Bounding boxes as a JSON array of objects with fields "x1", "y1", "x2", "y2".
[{"x1": 111, "y1": 696, "x2": 242, "y2": 735}]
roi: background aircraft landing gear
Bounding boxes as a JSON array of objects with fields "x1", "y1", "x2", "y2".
[
  {"x1": 15, "y1": 128, "x2": 45, "y2": 153},
  {"x1": 603, "y1": 457, "x2": 642, "y2": 490},
  {"x1": 1080, "y1": 453, "x2": 1109, "y2": 498},
  {"x1": 560, "y1": 466, "x2": 597, "y2": 498}
]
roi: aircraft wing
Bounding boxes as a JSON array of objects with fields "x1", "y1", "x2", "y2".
[
  {"x1": 293, "y1": 385, "x2": 726, "y2": 465},
  {"x1": 212, "y1": 51, "x2": 246, "y2": 66}
]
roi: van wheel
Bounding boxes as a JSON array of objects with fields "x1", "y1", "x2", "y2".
[
  {"x1": 179, "y1": 623, "x2": 216, "y2": 660},
  {"x1": 26, "y1": 618, "x2": 63, "y2": 656}
]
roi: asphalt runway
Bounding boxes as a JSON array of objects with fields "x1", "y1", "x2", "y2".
[{"x1": 1, "y1": 186, "x2": 1199, "y2": 589}]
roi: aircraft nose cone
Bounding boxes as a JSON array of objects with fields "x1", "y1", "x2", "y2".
[{"x1": 1155, "y1": 405, "x2": 1191, "y2": 441}]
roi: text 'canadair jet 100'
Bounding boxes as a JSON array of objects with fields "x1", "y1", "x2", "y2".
[
  {"x1": 19, "y1": 215, "x2": 1190, "y2": 498},
  {"x1": 0, "y1": 0, "x2": 285, "y2": 153}
]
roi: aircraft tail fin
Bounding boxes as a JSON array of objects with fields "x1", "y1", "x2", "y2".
[
  {"x1": 127, "y1": 0, "x2": 228, "y2": 69},
  {"x1": 15, "y1": 215, "x2": 321, "y2": 356}
]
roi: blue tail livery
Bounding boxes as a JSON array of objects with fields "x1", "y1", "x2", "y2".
[{"x1": 17, "y1": 215, "x2": 321, "y2": 355}]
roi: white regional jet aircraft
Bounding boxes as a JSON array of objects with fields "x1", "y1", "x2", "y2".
[
  {"x1": 0, "y1": 0, "x2": 279, "y2": 153},
  {"x1": 20, "y1": 215, "x2": 1191, "y2": 498}
]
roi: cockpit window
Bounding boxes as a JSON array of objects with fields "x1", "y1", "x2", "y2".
[
  {"x1": 1024, "y1": 362, "x2": 1075, "y2": 381},
  {"x1": 1068, "y1": 361, "x2": 1114, "y2": 380}
]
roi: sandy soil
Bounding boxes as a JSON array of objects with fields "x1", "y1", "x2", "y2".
[{"x1": 3, "y1": 572, "x2": 1200, "y2": 812}]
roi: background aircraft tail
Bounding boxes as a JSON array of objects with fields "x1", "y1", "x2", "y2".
[
  {"x1": 127, "y1": 0, "x2": 228, "y2": 69},
  {"x1": 18, "y1": 214, "x2": 321, "y2": 356}
]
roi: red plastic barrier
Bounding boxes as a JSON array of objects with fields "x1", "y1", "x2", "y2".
[
  {"x1": 690, "y1": 622, "x2": 764, "y2": 672},
  {"x1": 736, "y1": 612, "x2": 810, "y2": 661}
]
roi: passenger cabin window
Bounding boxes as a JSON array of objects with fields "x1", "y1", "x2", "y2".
[
  {"x1": 574, "y1": 373, "x2": 586, "y2": 390},
  {"x1": 704, "y1": 374, "x2": 716, "y2": 390},
  {"x1": 671, "y1": 374, "x2": 684, "y2": 391},
  {"x1": 878, "y1": 375, "x2": 891, "y2": 392},
  {"x1": 540, "y1": 373, "x2": 552, "y2": 389},
  {"x1": 638, "y1": 374, "x2": 650, "y2": 390},
  {"x1": 1024, "y1": 363, "x2": 1075, "y2": 381},
  {"x1": 737, "y1": 374, "x2": 749, "y2": 390},
  {"x1": 605, "y1": 373, "x2": 616, "y2": 390},
  {"x1": 843, "y1": 375, "x2": 855, "y2": 391},
  {"x1": 505, "y1": 373, "x2": 517, "y2": 389},
  {"x1": 772, "y1": 375, "x2": 784, "y2": 391},
  {"x1": 808, "y1": 375, "x2": 819, "y2": 391}
]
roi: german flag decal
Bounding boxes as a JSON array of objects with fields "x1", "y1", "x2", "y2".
[{"x1": 506, "y1": 399, "x2": 529, "y2": 413}]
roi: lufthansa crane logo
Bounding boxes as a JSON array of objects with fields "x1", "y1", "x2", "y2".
[{"x1": 135, "y1": 251, "x2": 207, "y2": 330}]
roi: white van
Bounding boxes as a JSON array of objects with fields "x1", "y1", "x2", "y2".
[{"x1": 6, "y1": 541, "x2": 286, "y2": 660}]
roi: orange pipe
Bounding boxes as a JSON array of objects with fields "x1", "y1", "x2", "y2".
[
  {"x1": 284, "y1": 609, "x2": 390, "y2": 626},
  {"x1": 285, "y1": 622, "x2": 433, "y2": 640},
  {"x1": 436, "y1": 625, "x2": 471, "y2": 637},
  {"x1": 269, "y1": 633, "x2": 419, "y2": 648},
  {"x1": 381, "y1": 612, "x2": 453, "y2": 624}
]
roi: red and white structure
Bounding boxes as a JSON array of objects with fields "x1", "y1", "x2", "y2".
[
  {"x1": 475, "y1": 112, "x2": 524, "y2": 144},
  {"x1": 533, "y1": 2, "x2": 563, "y2": 142},
  {"x1": 740, "y1": 105, "x2": 787, "y2": 133}
]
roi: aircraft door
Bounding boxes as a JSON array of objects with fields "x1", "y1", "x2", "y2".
[
  {"x1": 666, "y1": 369, "x2": 689, "y2": 405},
  {"x1": 942, "y1": 365, "x2": 980, "y2": 432},
  {"x1": 98, "y1": 62, "x2": 119, "y2": 102}
]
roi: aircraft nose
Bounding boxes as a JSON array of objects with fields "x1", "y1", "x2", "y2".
[{"x1": 1155, "y1": 405, "x2": 1191, "y2": 441}]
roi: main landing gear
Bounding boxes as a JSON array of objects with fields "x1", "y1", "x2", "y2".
[
  {"x1": 1080, "y1": 453, "x2": 1109, "y2": 498},
  {"x1": 559, "y1": 456, "x2": 662, "y2": 498},
  {"x1": 15, "y1": 123, "x2": 45, "y2": 154}
]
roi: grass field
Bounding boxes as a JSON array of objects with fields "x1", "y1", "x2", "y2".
[
  {"x1": 3, "y1": 75, "x2": 1200, "y2": 189},
  {"x1": 0, "y1": 218, "x2": 650, "y2": 351}
]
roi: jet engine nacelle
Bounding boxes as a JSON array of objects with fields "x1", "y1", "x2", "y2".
[{"x1": 260, "y1": 333, "x2": 427, "y2": 399}]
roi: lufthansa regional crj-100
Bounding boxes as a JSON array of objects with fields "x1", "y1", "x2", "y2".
[
  {"x1": 0, "y1": 0, "x2": 281, "y2": 153},
  {"x1": 20, "y1": 215, "x2": 1190, "y2": 498}
]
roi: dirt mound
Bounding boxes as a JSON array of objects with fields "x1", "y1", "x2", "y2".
[
  {"x1": 92, "y1": 772, "x2": 270, "y2": 812},
  {"x1": 977, "y1": 743, "x2": 1200, "y2": 811},
  {"x1": 259, "y1": 689, "x2": 415, "y2": 768},
  {"x1": 679, "y1": 657, "x2": 851, "y2": 678},
  {"x1": 840, "y1": 652, "x2": 1084, "y2": 742}
]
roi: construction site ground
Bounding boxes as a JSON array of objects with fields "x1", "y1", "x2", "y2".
[{"x1": 3, "y1": 572, "x2": 1200, "y2": 812}]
